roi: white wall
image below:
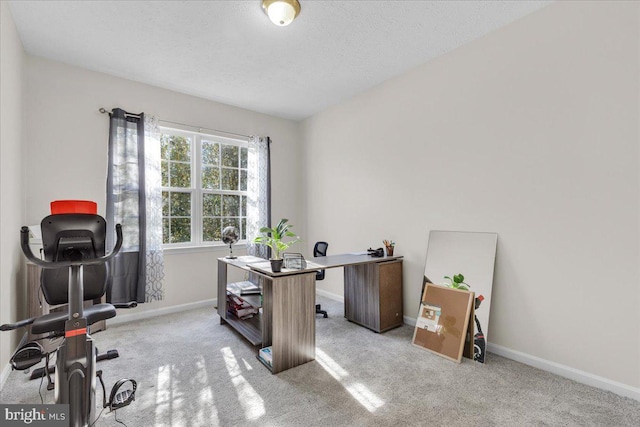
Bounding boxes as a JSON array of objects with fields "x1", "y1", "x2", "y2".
[
  {"x1": 24, "y1": 57, "x2": 302, "y2": 315},
  {"x1": 4, "y1": 0, "x2": 638, "y2": 399},
  {"x1": 0, "y1": 2, "x2": 26, "y2": 383},
  {"x1": 302, "y1": 1, "x2": 639, "y2": 390}
]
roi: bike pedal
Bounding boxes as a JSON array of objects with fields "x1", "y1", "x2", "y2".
[
  {"x1": 96, "y1": 349, "x2": 119, "y2": 362},
  {"x1": 106, "y1": 349, "x2": 119, "y2": 359}
]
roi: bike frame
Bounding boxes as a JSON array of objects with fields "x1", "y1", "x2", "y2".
[{"x1": 20, "y1": 224, "x2": 122, "y2": 427}]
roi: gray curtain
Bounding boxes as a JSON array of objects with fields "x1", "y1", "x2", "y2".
[
  {"x1": 246, "y1": 136, "x2": 272, "y2": 259},
  {"x1": 106, "y1": 108, "x2": 165, "y2": 303}
]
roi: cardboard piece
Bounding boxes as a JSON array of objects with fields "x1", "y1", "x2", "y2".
[{"x1": 412, "y1": 283, "x2": 474, "y2": 363}]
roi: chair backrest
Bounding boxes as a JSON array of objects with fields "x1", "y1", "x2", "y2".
[
  {"x1": 40, "y1": 213, "x2": 109, "y2": 305},
  {"x1": 314, "y1": 241, "x2": 328, "y2": 281}
]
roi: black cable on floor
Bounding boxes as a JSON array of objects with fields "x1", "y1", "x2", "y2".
[
  {"x1": 37, "y1": 369, "x2": 45, "y2": 404},
  {"x1": 89, "y1": 407, "x2": 105, "y2": 427},
  {"x1": 114, "y1": 410, "x2": 127, "y2": 426}
]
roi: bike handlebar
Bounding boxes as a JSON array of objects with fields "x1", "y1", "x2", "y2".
[{"x1": 20, "y1": 224, "x2": 123, "y2": 269}]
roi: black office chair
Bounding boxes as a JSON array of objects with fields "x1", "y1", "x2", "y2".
[{"x1": 314, "y1": 241, "x2": 329, "y2": 318}]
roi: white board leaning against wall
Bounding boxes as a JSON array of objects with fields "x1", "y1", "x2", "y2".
[{"x1": 424, "y1": 230, "x2": 498, "y2": 363}]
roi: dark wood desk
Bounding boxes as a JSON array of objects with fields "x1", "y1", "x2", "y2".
[
  {"x1": 217, "y1": 253, "x2": 403, "y2": 373},
  {"x1": 305, "y1": 254, "x2": 404, "y2": 332}
]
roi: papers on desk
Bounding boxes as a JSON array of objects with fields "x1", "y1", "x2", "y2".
[
  {"x1": 236, "y1": 255, "x2": 266, "y2": 263},
  {"x1": 249, "y1": 261, "x2": 325, "y2": 273},
  {"x1": 248, "y1": 261, "x2": 274, "y2": 271}
]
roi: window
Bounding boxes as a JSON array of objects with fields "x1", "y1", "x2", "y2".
[{"x1": 160, "y1": 128, "x2": 248, "y2": 246}]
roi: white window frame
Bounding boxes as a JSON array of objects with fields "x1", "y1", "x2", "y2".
[{"x1": 160, "y1": 126, "x2": 249, "y2": 250}]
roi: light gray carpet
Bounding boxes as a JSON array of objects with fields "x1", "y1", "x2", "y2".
[{"x1": 1, "y1": 297, "x2": 639, "y2": 426}]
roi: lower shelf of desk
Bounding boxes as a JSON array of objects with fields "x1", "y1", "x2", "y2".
[{"x1": 221, "y1": 313, "x2": 262, "y2": 346}]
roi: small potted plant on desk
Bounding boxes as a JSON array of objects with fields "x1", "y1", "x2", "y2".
[{"x1": 253, "y1": 218, "x2": 300, "y2": 273}]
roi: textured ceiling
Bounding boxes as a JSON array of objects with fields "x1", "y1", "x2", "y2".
[{"x1": 8, "y1": 1, "x2": 551, "y2": 121}]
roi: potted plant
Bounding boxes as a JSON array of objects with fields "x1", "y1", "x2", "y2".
[
  {"x1": 253, "y1": 218, "x2": 300, "y2": 272},
  {"x1": 443, "y1": 273, "x2": 470, "y2": 290}
]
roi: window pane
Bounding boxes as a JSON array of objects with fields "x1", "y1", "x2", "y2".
[
  {"x1": 241, "y1": 218, "x2": 246, "y2": 240},
  {"x1": 161, "y1": 161, "x2": 169, "y2": 187},
  {"x1": 221, "y1": 168, "x2": 238, "y2": 190},
  {"x1": 170, "y1": 137, "x2": 191, "y2": 162},
  {"x1": 202, "y1": 141, "x2": 219, "y2": 165},
  {"x1": 240, "y1": 170, "x2": 247, "y2": 191},
  {"x1": 222, "y1": 195, "x2": 240, "y2": 217},
  {"x1": 170, "y1": 218, "x2": 191, "y2": 243},
  {"x1": 161, "y1": 130, "x2": 248, "y2": 247},
  {"x1": 201, "y1": 166, "x2": 220, "y2": 189},
  {"x1": 170, "y1": 192, "x2": 191, "y2": 216},
  {"x1": 222, "y1": 217, "x2": 239, "y2": 231},
  {"x1": 221, "y1": 145, "x2": 238, "y2": 167},
  {"x1": 240, "y1": 147, "x2": 248, "y2": 168},
  {"x1": 170, "y1": 162, "x2": 191, "y2": 188},
  {"x1": 203, "y1": 218, "x2": 222, "y2": 242},
  {"x1": 202, "y1": 193, "x2": 221, "y2": 216}
]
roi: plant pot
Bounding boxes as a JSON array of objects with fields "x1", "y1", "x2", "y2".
[{"x1": 270, "y1": 258, "x2": 283, "y2": 273}]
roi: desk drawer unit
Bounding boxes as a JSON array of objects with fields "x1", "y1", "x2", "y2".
[{"x1": 344, "y1": 259, "x2": 403, "y2": 332}]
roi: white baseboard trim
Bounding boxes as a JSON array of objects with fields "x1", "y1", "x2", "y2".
[
  {"x1": 1, "y1": 332, "x2": 28, "y2": 391},
  {"x1": 403, "y1": 315, "x2": 639, "y2": 402},
  {"x1": 112, "y1": 291, "x2": 345, "y2": 326},
  {"x1": 487, "y1": 343, "x2": 640, "y2": 402},
  {"x1": 0, "y1": 361, "x2": 12, "y2": 391},
  {"x1": 316, "y1": 288, "x2": 344, "y2": 303},
  {"x1": 404, "y1": 315, "x2": 417, "y2": 327},
  {"x1": 109, "y1": 298, "x2": 217, "y2": 326}
]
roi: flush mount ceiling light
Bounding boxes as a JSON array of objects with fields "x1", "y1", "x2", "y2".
[{"x1": 262, "y1": 0, "x2": 301, "y2": 26}]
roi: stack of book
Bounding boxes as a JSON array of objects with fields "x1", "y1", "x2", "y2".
[
  {"x1": 226, "y1": 293, "x2": 259, "y2": 319},
  {"x1": 258, "y1": 346, "x2": 273, "y2": 368}
]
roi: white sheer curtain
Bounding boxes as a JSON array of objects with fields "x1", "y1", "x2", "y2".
[
  {"x1": 142, "y1": 115, "x2": 165, "y2": 301},
  {"x1": 106, "y1": 108, "x2": 165, "y2": 303},
  {"x1": 246, "y1": 136, "x2": 271, "y2": 259}
]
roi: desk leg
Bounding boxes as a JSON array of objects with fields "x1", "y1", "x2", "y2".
[
  {"x1": 217, "y1": 259, "x2": 228, "y2": 325},
  {"x1": 270, "y1": 273, "x2": 316, "y2": 374}
]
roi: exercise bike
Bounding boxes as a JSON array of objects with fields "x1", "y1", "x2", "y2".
[{"x1": 1, "y1": 206, "x2": 137, "y2": 427}]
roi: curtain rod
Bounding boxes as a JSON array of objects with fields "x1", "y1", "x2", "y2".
[
  {"x1": 99, "y1": 107, "x2": 141, "y2": 119},
  {"x1": 158, "y1": 118, "x2": 252, "y2": 140},
  {"x1": 99, "y1": 108, "x2": 253, "y2": 140}
]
